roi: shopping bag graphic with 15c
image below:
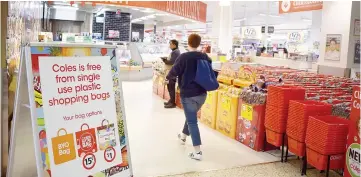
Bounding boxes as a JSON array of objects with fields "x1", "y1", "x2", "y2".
[
  {"x1": 97, "y1": 119, "x2": 116, "y2": 150},
  {"x1": 51, "y1": 128, "x2": 76, "y2": 165},
  {"x1": 76, "y1": 123, "x2": 97, "y2": 157}
]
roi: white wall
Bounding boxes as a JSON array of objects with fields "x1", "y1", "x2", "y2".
[
  {"x1": 346, "y1": 1, "x2": 360, "y2": 69},
  {"x1": 318, "y1": 1, "x2": 353, "y2": 68}
]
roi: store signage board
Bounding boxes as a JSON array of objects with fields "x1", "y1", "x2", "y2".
[
  {"x1": 287, "y1": 31, "x2": 305, "y2": 43},
  {"x1": 261, "y1": 26, "x2": 266, "y2": 33},
  {"x1": 268, "y1": 26, "x2": 275, "y2": 34},
  {"x1": 344, "y1": 86, "x2": 360, "y2": 177},
  {"x1": 90, "y1": 1, "x2": 207, "y2": 23},
  {"x1": 7, "y1": 43, "x2": 133, "y2": 177},
  {"x1": 241, "y1": 26, "x2": 262, "y2": 40},
  {"x1": 279, "y1": 1, "x2": 323, "y2": 14}
]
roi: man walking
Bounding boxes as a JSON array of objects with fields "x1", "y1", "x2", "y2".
[{"x1": 162, "y1": 39, "x2": 181, "y2": 108}]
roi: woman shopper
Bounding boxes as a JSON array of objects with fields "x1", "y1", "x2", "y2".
[{"x1": 166, "y1": 34, "x2": 217, "y2": 160}]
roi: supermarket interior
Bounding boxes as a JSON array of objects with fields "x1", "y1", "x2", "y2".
[{"x1": 0, "y1": 1, "x2": 360, "y2": 177}]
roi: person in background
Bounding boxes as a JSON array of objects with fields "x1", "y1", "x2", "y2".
[
  {"x1": 162, "y1": 39, "x2": 181, "y2": 108},
  {"x1": 166, "y1": 34, "x2": 210, "y2": 160}
]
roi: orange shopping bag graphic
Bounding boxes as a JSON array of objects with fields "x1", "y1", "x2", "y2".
[
  {"x1": 51, "y1": 128, "x2": 76, "y2": 165},
  {"x1": 76, "y1": 123, "x2": 97, "y2": 157},
  {"x1": 97, "y1": 119, "x2": 116, "y2": 150}
]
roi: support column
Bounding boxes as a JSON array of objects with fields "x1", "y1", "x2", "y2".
[
  {"x1": 318, "y1": 1, "x2": 360, "y2": 77},
  {"x1": 211, "y1": 1, "x2": 233, "y2": 59},
  {"x1": 308, "y1": 11, "x2": 322, "y2": 54}
]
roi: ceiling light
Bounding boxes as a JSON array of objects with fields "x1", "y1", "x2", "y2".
[
  {"x1": 132, "y1": 8, "x2": 140, "y2": 11},
  {"x1": 234, "y1": 18, "x2": 247, "y2": 22},
  {"x1": 269, "y1": 15, "x2": 283, "y2": 18},
  {"x1": 219, "y1": 1, "x2": 230, "y2": 6},
  {"x1": 259, "y1": 13, "x2": 267, "y2": 16},
  {"x1": 302, "y1": 18, "x2": 312, "y2": 22},
  {"x1": 52, "y1": 5, "x2": 79, "y2": 10}
]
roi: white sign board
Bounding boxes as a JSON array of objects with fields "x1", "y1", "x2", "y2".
[
  {"x1": 241, "y1": 26, "x2": 262, "y2": 40},
  {"x1": 38, "y1": 57, "x2": 122, "y2": 177}
]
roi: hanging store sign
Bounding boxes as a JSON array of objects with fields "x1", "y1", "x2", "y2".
[
  {"x1": 287, "y1": 31, "x2": 305, "y2": 43},
  {"x1": 279, "y1": 1, "x2": 323, "y2": 14},
  {"x1": 268, "y1": 26, "x2": 275, "y2": 33},
  {"x1": 241, "y1": 26, "x2": 262, "y2": 40},
  {"x1": 89, "y1": 1, "x2": 207, "y2": 23}
]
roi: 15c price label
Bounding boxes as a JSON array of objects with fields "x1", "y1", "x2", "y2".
[
  {"x1": 82, "y1": 153, "x2": 96, "y2": 170},
  {"x1": 104, "y1": 147, "x2": 116, "y2": 162}
]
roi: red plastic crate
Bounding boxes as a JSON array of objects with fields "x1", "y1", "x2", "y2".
[
  {"x1": 266, "y1": 128, "x2": 284, "y2": 147},
  {"x1": 306, "y1": 148, "x2": 345, "y2": 171},
  {"x1": 305, "y1": 116, "x2": 349, "y2": 155},
  {"x1": 288, "y1": 136, "x2": 306, "y2": 157},
  {"x1": 286, "y1": 100, "x2": 332, "y2": 142}
]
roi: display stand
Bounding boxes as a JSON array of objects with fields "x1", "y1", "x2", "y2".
[{"x1": 7, "y1": 42, "x2": 133, "y2": 177}]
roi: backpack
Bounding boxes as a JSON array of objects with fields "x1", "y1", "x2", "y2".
[{"x1": 194, "y1": 58, "x2": 219, "y2": 91}]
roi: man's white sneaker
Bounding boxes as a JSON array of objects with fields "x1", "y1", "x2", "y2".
[
  {"x1": 188, "y1": 151, "x2": 202, "y2": 161},
  {"x1": 178, "y1": 134, "x2": 186, "y2": 145}
]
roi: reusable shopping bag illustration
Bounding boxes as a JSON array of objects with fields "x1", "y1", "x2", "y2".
[
  {"x1": 97, "y1": 119, "x2": 116, "y2": 150},
  {"x1": 76, "y1": 123, "x2": 97, "y2": 157},
  {"x1": 51, "y1": 128, "x2": 76, "y2": 165}
]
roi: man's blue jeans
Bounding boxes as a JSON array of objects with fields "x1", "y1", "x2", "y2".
[{"x1": 181, "y1": 93, "x2": 206, "y2": 146}]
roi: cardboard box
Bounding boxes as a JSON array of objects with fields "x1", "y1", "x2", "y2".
[
  {"x1": 215, "y1": 90, "x2": 239, "y2": 139},
  {"x1": 236, "y1": 102, "x2": 268, "y2": 151},
  {"x1": 152, "y1": 74, "x2": 158, "y2": 95},
  {"x1": 200, "y1": 91, "x2": 218, "y2": 129},
  {"x1": 344, "y1": 86, "x2": 360, "y2": 177},
  {"x1": 157, "y1": 76, "x2": 165, "y2": 98}
]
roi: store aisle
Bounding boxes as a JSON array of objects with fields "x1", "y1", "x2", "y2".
[{"x1": 122, "y1": 80, "x2": 279, "y2": 177}]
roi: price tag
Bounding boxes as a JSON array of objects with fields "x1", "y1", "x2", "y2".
[
  {"x1": 104, "y1": 147, "x2": 116, "y2": 162},
  {"x1": 241, "y1": 104, "x2": 253, "y2": 121},
  {"x1": 82, "y1": 153, "x2": 96, "y2": 170}
]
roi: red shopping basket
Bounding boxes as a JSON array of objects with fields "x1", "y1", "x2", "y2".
[
  {"x1": 267, "y1": 86, "x2": 306, "y2": 108},
  {"x1": 266, "y1": 128, "x2": 284, "y2": 147},
  {"x1": 286, "y1": 100, "x2": 332, "y2": 142},
  {"x1": 305, "y1": 116, "x2": 349, "y2": 155},
  {"x1": 306, "y1": 147, "x2": 345, "y2": 171},
  {"x1": 288, "y1": 136, "x2": 306, "y2": 157},
  {"x1": 265, "y1": 105, "x2": 288, "y2": 133}
]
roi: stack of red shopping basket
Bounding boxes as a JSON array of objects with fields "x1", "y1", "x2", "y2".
[
  {"x1": 305, "y1": 116, "x2": 349, "y2": 170},
  {"x1": 286, "y1": 100, "x2": 332, "y2": 157},
  {"x1": 265, "y1": 86, "x2": 305, "y2": 146}
]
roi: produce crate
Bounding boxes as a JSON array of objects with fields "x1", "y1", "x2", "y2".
[
  {"x1": 286, "y1": 100, "x2": 332, "y2": 142},
  {"x1": 200, "y1": 91, "x2": 218, "y2": 129},
  {"x1": 236, "y1": 102, "x2": 268, "y2": 151},
  {"x1": 305, "y1": 116, "x2": 349, "y2": 155},
  {"x1": 306, "y1": 148, "x2": 345, "y2": 171},
  {"x1": 216, "y1": 90, "x2": 239, "y2": 139}
]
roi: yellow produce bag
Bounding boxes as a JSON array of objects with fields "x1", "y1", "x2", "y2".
[
  {"x1": 200, "y1": 91, "x2": 218, "y2": 129},
  {"x1": 216, "y1": 90, "x2": 239, "y2": 139},
  {"x1": 51, "y1": 128, "x2": 76, "y2": 165}
]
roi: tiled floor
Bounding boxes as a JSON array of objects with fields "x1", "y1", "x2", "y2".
[
  {"x1": 165, "y1": 160, "x2": 342, "y2": 177},
  {"x1": 122, "y1": 80, "x2": 279, "y2": 177}
]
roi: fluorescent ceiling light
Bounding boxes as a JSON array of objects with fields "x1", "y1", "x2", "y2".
[
  {"x1": 302, "y1": 18, "x2": 312, "y2": 22},
  {"x1": 52, "y1": 5, "x2": 79, "y2": 10},
  {"x1": 269, "y1": 15, "x2": 283, "y2": 18},
  {"x1": 219, "y1": 1, "x2": 230, "y2": 6},
  {"x1": 234, "y1": 18, "x2": 247, "y2": 22},
  {"x1": 142, "y1": 8, "x2": 153, "y2": 13},
  {"x1": 132, "y1": 8, "x2": 140, "y2": 11},
  {"x1": 259, "y1": 13, "x2": 267, "y2": 16}
]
